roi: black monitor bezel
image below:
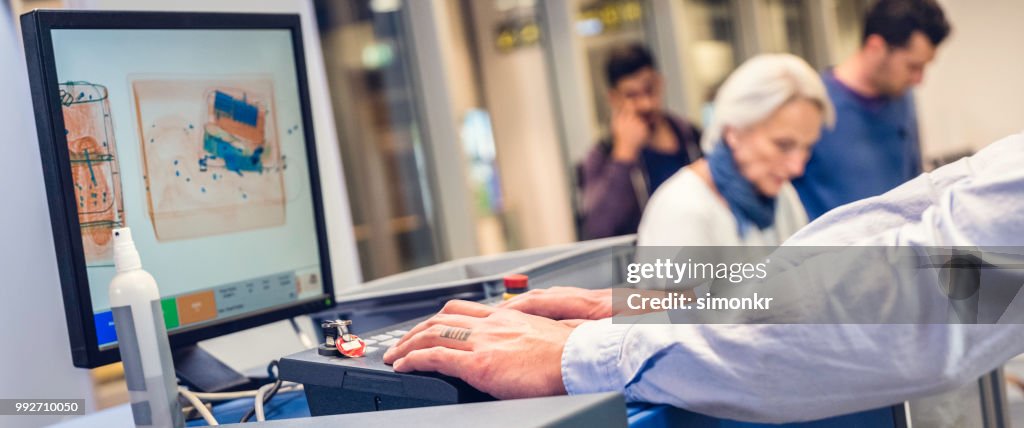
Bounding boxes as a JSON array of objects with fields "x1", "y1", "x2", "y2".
[{"x1": 20, "y1": 10, "x2": 336, "y2": 368}]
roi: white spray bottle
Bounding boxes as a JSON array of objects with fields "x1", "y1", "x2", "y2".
[{"x1": 109, "y1": 227, "x2": 184, "y2": 428}]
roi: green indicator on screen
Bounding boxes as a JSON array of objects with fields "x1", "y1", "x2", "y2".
[{"x1": 161, "y1": 298, "x2": 179, "y2": 329}]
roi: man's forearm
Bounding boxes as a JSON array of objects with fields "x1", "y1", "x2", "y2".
[{"x1": 562, "y1": 320, "x2": 1024, "y2": 423}]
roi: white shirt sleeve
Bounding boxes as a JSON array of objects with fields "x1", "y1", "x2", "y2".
[{"x1": 561, "y1": 133, "x2": 1024, "y2": 423}]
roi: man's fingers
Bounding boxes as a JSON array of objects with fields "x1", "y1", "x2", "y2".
[
  {"x1": 496, "y1": 289, "x2": 546, "y2": 308},
  {"x1": 392, "y1": 313, "x2": 479, "y2": 349},
  {"x1": 499, "y1": 295, "x2": 561, "y2": 319},
  {"x1": 495, "y1": 290, "x2": 552, "y2": 313},
  {"x1": 392, "y1": 347, "x2": 472, "y2": 380},
  {"x1": 496, "y1": 287, "x2": 579, "y2": 308},
  {"x1": 390, "y1": 300, "x2": 492, "y2": 349},
  {"x1": 559, "y1": 319, "x2": 588, "y2": 328},
  {"x1": 384, "y1": 322, "x2": 475, "y2": 364},
  {"x1": 439, "y1": 299, "x2": 497, "y2": 317},
  {"x1": 499, "y1": 287, "x2": 592, "y2": 319}
]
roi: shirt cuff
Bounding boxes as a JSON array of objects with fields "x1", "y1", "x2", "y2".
[{"x1": 560, "y1": 318, "x2": 632, "y2": 395}]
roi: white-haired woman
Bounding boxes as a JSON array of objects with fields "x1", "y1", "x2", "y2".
[
  {"x1": 496, "y1": 54, "x2": 835, "y2": 323},
  {"x1": 638, "y1": 53, "x2": 835, "y2": 246}
]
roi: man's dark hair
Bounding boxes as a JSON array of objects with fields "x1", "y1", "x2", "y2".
[
  {"x1": 863, "y1": 0, "x2": 951, "y2": 48},
  {"x1": 605, "y1": 44, "x2": 656, "y2": 87}
]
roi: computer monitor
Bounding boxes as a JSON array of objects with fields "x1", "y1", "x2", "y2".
[{"x1": 21, "y1": 10, "x2": 335, "y2": 371}]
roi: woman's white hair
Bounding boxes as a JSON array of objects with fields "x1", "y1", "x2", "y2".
[{"x1": 701, "y1": 53, "x2": 836, "y2": 151}]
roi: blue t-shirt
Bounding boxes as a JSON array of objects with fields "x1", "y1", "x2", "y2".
[
  {"x1": 640, "y1": 147, "x2": 688, "y2": 196},
  {"x1": 793, "y1": 71, "x2": 921, "y2": 220}
]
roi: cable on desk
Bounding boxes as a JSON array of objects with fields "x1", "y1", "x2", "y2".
[
  {"x1": 179, "y1": 386, "x2": 219, "y2": 426},
  {"x1": 187, "y1": 384, "x2": 302, "y2": 401},
  {"x1": 178, "y1": 383, "x2": 302, "y2": 424},
  {"x1": 176, "y1": 359, "x2": 303, "y2": 424},
  {"x1": 240, "y1": 360, "x2": 283, "y2": 423},
  {"x1": 254, "y1": 380, "x2": 282, "y2": 422}
]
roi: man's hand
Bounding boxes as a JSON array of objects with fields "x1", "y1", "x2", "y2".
[
  {"x1": 382, "y1": 300, "x2": 572, "y2": 400},
  {"x1": 498, "y1": 287, "x2": 612, "y2": 321},
  {"x1": 500, "y1": 287, "x2": 698, "y2": 319},
  {"x1": 610, "y1": 103, "x2": 649, "y2": 162}
]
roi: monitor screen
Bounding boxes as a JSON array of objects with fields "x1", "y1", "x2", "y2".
[{"x1": 22, "y1": 12, "x2": 334, "y2": 366}]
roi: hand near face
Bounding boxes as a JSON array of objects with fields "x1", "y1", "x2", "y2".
[
  {"x1": 498, "y1": 287, "x2": 612, "y2": 321},
  {"x1": 382, "y1": 300, "x2": 572, "y2": 400},
  {"x1": 610, "y1": 102, "x2": 650, "y2": 162}
]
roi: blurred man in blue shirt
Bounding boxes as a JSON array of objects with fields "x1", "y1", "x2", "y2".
[{"x1": 793, "y1": 0, "x2": 951, "y2": 219}]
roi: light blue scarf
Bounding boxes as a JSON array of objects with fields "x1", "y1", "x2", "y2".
[{"x1": 707, "y1": 141, "x2": 777, "y2": 237}]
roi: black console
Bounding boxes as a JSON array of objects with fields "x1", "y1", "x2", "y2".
[{"x1": 279, "y1": 316, "x2": 495, "y2": 415}]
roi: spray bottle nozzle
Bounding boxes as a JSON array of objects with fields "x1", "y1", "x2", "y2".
[
  {"x1": 112, "y1": 227, "x2": 132, "y2": 243},
  {"x1": 112, "y1": 227, "x2": 142, "y2": 272}
]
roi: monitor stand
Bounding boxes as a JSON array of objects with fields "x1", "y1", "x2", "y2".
[{"x1": 172, "y1": 344, "x2": 253, "y2": 392}]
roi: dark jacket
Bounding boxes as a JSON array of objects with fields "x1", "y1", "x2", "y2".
[{"x1": 576, "y1": 114, "x2": 702, "y2": 239}]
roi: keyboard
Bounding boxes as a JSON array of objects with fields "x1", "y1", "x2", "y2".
[
  {"x1": 279, "y1": 298, "x2": 502, "y2": 415},
  {"x1": 358, "y1": 328, "x2": 409, "y2": 355}
]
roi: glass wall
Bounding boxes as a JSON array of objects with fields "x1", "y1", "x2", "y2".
[
  {"x1": 679, "y1": 0, "x2": 741, "y2": 125},
  {"x1": 462, "y1": 0, "x2": 576, "y2": 251},
  {"x1": 768, "y1": 0, "x2": 814, "y2": 60},
  {"x1": 832, "y1": 0, "x2": 872, "y2": 64},
  {"x1": 447, "y1": 0, "x2": 514, "y2": 255},
  {"x1": 314, "y1": 0, "x2": 440, "y2": 280}
]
